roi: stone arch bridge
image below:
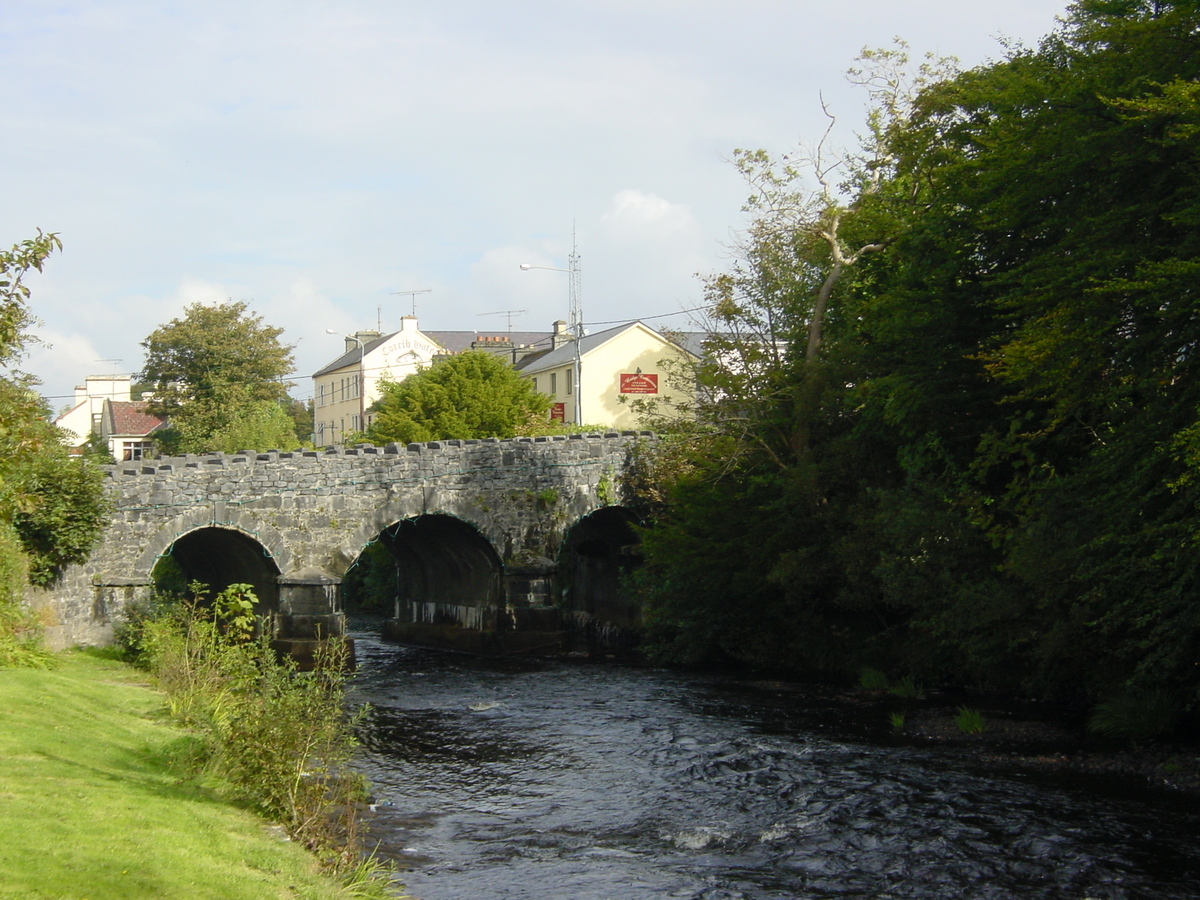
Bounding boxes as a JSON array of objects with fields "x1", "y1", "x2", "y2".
[{"x1": 38, "y1": 432, "x2": 653, "y2": 660}]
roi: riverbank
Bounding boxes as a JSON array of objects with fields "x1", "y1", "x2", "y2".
[{"x1": 0, "y1": 652, "x2": 365, "y2": 900}]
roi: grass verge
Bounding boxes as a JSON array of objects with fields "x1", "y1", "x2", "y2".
[{"x1": 0, "y1": 651, "x2": 365, "y2": 900}]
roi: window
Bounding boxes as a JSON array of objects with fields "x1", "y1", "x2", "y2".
[
  {"x1": 123, "y1": 441, "x2": 153, "y2": 461},
  {"x1": 566, "y1": 368, "x2": 573, "y2": 395},
  {"x1": 550, "y1": 372, "x2": 557, "y2": 395},
  {"x1": 532, "y1": 376, "x2": 538, "y2": 392}
]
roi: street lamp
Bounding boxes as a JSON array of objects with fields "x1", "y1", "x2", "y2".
[
  {"x1": 325, "y1": 329, "x2": 366, "y2": 443},
  {"x1": 519, "y1": 240, "x2": 582, "y2": 424}
]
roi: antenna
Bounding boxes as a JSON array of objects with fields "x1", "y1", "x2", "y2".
[
  {"x1": 390, "y1": 288, "x2": 432, "y2": 318},
  {"x1": 477, "y1": 309, "x2": 528, "y2": 333}
]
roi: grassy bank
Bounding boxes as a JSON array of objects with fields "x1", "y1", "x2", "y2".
[{"x1": 0, "y1": 652, "x2": 366, "y2": 900}]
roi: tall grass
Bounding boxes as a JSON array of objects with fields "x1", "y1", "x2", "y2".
[
  {"x1": 126, "y1": 584, "x2": 396, "y2": 896},
  {"x1": 1088, "y1": 689, "x2": 1180, "y2": 745},
  {"x1": 0, "y1": 521, "x2": 56, "y2": 670}
]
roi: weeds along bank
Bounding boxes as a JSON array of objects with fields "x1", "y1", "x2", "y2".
[
  {"x1": 0, "y1": 649, "x2": 395, "y2": 899},
  {"x1": 114, "y1": 582, "x2": 401, "y2": 898}
]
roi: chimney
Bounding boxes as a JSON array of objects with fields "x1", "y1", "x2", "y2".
[{"x1": 551, "y1": 319, "x2": 571, "y2": 350}]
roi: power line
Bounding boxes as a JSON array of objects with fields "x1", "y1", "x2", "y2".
[{"x1": 584, "y1": 305, "x2": 709, "y2": 328}]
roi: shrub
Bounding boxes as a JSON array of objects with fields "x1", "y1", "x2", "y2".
[
  {"x1": 955, "y1": 706, "x2": 987, "y2": 735},
  {"x1": 859, "y1": 667, "x2": 890, "y2": 691},
  {"x1": 1088, "y1": 689, "x2": 1180, "y2": 744},
  {"x1": 0, "y1": 522, "x2": 54, "y2": 669},
  {"x1": 888, "y1": 676, "x2": 924, "y2": 700},
  {"x1": 137, "y1": 584, "x2": 390, "y2": 890}
]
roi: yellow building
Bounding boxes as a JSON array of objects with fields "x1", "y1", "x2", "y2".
[{"x1": 516, "y1": 321, "x2": 698, "y2": 429}]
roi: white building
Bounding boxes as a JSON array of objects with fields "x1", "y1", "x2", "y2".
[{"x1": 52, "y1": 375, "x2": 166, "y2": 459}]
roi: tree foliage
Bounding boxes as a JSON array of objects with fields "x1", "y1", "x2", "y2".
[
  {"x1": 364, "y1": 350, "x2": 550, "y2": 445},
  {"x1": 140, "y1": 301, "x2": 297, "y2": 453},
  {"x1": 0, "y1": 234, "x2": 108, "y2": 655},
  {"x1": 634, "y1": 2, "x2": 1200, "y2": 711}
]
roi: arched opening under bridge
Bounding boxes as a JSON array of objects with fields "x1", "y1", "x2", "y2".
[
  {"x1": 152, "y1": 526, "x2": 281, "y2": 616},
  {"x1": 560, "y1": 506, "x2": 643, "y2": 653},
  {"x1": 364, "y1": 514, "x2": 504, "y2": 633}
]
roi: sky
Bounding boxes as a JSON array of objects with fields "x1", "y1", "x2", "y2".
[{"x1": 2, "y1": 0, "x2": 1069, "y2": 410}]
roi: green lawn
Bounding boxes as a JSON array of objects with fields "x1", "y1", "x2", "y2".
[{"x1": 0, "y1": 652, "x2": 361, "y2": 900}]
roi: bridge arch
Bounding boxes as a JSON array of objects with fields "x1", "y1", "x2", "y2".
[
  {"x1": 560, "y1": 506, "x2": 643, "y2": 652},
  {"x1": 152, "y1": 525, "x2": 282, "y2": 613},
  {"x1": 368, "y1": 514, "x2": 504, "y2": 631},
  {"x1": 134, "y1": 510, "x2": 292, "y2": 580}
]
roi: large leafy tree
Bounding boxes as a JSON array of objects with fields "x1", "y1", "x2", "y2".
[
  {"x1": 885, "y1": 0, "x2": 1200, "y2": 698},
  {"x1": 636, "y1": 0, "x2": 1200, "y2": 706},
  {"x1": 140, "y1": 301, "x2": 297, "y2": 453},
  {"x1": 0, "y1": 234, "x2": 108, "y2": 658},
  {"x1": 365, "y1": 350, "x2": 549, "y2": 445}
]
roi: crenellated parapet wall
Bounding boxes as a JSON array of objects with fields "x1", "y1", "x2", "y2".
[{"x1": 34, "y1": 432, "x2": 654, "y2": 652}]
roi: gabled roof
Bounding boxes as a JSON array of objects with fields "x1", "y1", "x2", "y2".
[
  {"x1": 106, "y1": 401, "x2": 167, "y2": 437},
  {"x1": 514, "y1": 321, "x2": 697, "y2": 375},
  {"x1": 312, "y1": 332, "x2": 396, "y2": 378},
  {"x1": 312, "y1": 327, "x2": 559, "y2": 378},
  {"x1": 426, "y1": 329, "x2": 557, "y2": 355}
]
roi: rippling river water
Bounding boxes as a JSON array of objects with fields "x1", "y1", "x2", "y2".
[{"x1": 347, "y1": 633, "x2": 1200, "y2": 899}]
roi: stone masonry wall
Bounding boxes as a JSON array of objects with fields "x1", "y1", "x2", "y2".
[{"x1": 34, "y1": 432, "x2": 651, "y2": 649}]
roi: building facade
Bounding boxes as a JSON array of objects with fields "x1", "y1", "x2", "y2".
[{"x1": 516, "y1": 321, "x2": 698, "y2": 429}]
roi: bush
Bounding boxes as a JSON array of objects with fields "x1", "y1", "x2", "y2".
[
  {"x1": 955, "y1": 706, "x2": 987, "y2": 735},
  {"x1": 858, "y1": 667, "x2": 890, "y2": 691},
  {"x1": 0, "y1": 522, "x2": 54, "y2": 669},
  {"x1": 1088, "y1": 690, "x2": 1180, "y2": 744},
  {"x1": 137, "y1": 584, "x2": 389, "y2": 890}
]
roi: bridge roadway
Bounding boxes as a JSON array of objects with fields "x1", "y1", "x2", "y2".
[{"x1": 33, "y1": 432, "x2": 652, "y2": 659}]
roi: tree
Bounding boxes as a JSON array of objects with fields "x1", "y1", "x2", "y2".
[
  {"x1": 364, "y1": 350, "x2": 550, "y2": 445},
  {"x1": 629, "y1": 47, "x2": 958, "y2": 674},
  {"x1": 880, "y1": 0, "x2": 1200, "y2": 698},
  {"x1": 140, "y1": 301, "x2": 296, "y2": 453},
  {"x1": 0, "y1": 233, "x2": 108, "y2": 660},
  {"x1": 634, "y1": 2, "x2": 1200, "y2": 704}
]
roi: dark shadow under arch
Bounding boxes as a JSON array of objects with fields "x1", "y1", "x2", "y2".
[
  {"x1": 560, "y1": 506, "x2": 643, "y2": 648},
  {"x1": 360, "y1": 514, "x2": 504, "y2": 630},
  {"x1": 155, "y1": 526, "x2": 281, "y2": 612}
]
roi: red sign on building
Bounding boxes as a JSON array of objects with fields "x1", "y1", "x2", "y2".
[
  {"x1": 619, "y1": 373, "x2": 659, "y2": 394},
  {"x1": 550, "y1": 402, "x2": 566, "y2": 422}
]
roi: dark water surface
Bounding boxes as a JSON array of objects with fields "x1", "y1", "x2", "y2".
[{"x1": 347, "y1": 634, "x2": 1200, "y2": 899}]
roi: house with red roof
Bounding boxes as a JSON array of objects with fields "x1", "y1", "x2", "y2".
[{"x1": 101, "y1": 400, "x2": 167, "y2": 461}]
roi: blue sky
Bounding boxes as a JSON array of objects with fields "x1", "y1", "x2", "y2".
[{"x1": 1, "y1": 0, "x2": 1068, "y2": 408}]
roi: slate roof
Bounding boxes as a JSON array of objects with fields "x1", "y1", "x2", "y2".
[
  {"x1": 514, "y1": 321, "x2": 699, "y2": 374},
  {"x1": 313, "y1": 328, "x2": 558, "y2": 377}
]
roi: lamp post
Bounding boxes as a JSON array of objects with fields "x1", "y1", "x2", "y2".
[
  {"x1": 325, "y1": 329, "x2": 365, "y2": 443},
  {"x1": 520, "y1": 239, "x2": 582, "y2": 424}
]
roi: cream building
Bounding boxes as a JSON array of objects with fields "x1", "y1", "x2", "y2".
[
  {"x1": 516, "y1": 321, "x2": 698, "y2": 429},
  {"x1": 54, "y1": 375, "x2": 135, "y2": 446},
  {"x1": 53, "y1": 375, "x2": 166, "y2": 459}
]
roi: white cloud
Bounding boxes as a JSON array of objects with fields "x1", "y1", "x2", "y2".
[{"x1": 1, "y1": 0, "x2": 1068, "y2": 401}]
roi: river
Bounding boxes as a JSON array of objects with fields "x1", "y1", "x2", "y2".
[{"x1": 346, "y1": 632, "x2": 1200, "y2": 900}]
